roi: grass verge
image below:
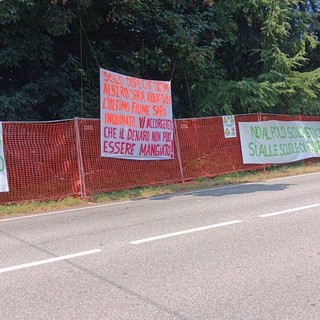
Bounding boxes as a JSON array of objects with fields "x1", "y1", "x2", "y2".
[{"x1": 1, "y1": 161, "x2": 319, "y2": 219}]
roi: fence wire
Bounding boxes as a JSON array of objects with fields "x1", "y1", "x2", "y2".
[{"x1": 1, "y1": 114, "x2": 319, "y2": 203}]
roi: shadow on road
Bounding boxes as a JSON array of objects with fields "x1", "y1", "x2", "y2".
[{"x1": 149, "y1": 183, "x2": 293, "y2": 201}]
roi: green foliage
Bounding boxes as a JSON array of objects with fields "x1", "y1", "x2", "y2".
[
  {"x1": 0, "y1": 0, "x2": 319, "y2": 120},
  {"x1": 194, "y1": 0, "x2": 320, "y2": 116}
]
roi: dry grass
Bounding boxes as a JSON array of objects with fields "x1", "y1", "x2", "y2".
[
  {"x1": 0, "y1": 197, "x2": 87, "y2": 219},
  {"x1": 1, "y1": 162, "x2": 319, "y2": 218},
  {"x1": 93, "y1": 162, "x2": 320, "y2": 203}
]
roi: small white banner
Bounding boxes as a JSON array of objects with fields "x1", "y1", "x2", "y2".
[
  {"x1": 222, "y1": 115, "x2": 237, "y2": 138},
  {"x1": 239, "y1": 120, "x2": 320, "y2": 164},
  {"x1": 0, "y1": 122, "x2": 9, "y2": 192},
  {"x1": 100, "y1": 68, "x2": 174, "y2": 160}
]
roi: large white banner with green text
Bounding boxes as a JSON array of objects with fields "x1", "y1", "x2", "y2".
[
  {"x1": 239, "y1": 120, "x2": 320, "y2": 164},
  {"x1": 0, "y1": 122, "x2": 9, "y2": 192}
]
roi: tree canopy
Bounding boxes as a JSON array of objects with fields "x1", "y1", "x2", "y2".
[{"x1": 0, "y1": 0, "x2": 319, "y2": 120}]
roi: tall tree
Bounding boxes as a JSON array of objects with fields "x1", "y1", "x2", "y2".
[
  {"x1": 0, "y1": 0, "x2": 319, "y2": 120},
  {"x1": 0, "y1": 0, "x2": 234, "y2": 120},
  {"x1": 194, "y1": 0, "x2": 320, "y2": 116}
]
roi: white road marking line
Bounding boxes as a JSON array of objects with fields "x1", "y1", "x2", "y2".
[
  {"x1": 130, "y1": 220, "x2": 243, "y2": 244},
  {"x1": 259, "y1": 204, "x2": 320, "y2": 218},
  {"x1": 0, "y1": 249, "x2": 101, "y2": 274},
  {"x1": 0, "y1": 201, "x2": 132, "y2": 223}
]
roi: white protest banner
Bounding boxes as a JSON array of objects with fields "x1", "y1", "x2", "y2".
[
  {"x1": 100, "y1": 68, "x2": 174, "y2": 160},
  {"x1": 222, "y1": 115, "x2": 237, "y2": 138},
  {"x1": 0, "y1": 122, "x2": 9, "y2": 192},
  {"x1": 239, "y1": 120, "x2": 320, "y2": 164}
]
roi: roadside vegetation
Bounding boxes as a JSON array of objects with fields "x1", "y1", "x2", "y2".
[{"x1": 1, "y1": 161, "x2": 319, "y2": 219}]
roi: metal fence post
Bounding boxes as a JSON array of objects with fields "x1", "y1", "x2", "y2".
[
  {"x1": 174, "y1": 120, "x2": 185, "y2": 183},
  {"x1": 74, "y1": 117, "x2": 87, "y2": 197}
]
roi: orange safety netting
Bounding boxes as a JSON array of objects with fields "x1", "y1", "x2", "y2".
[
  {"x1": 0, "y1": 120, "x2": 80, "y2": 203},
  {"x1": 0, "y1": 114, "x2": 319, "y2": 203},
  {"x1": 78, "y1": 119, "x2": 182, "y2": 195}
]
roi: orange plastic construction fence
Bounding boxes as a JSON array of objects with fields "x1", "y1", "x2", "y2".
[{"x1": 1, "y1": 114, "x2": 319, "y2": 204}]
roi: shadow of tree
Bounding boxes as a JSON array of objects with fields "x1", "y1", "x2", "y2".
[{"x1": 149, "y1": 183, "x2": 293, "y2": 201}]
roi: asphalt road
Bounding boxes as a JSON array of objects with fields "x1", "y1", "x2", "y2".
[{"x1": 1, "y1": 172, "x2": 320, "y2": 320}]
